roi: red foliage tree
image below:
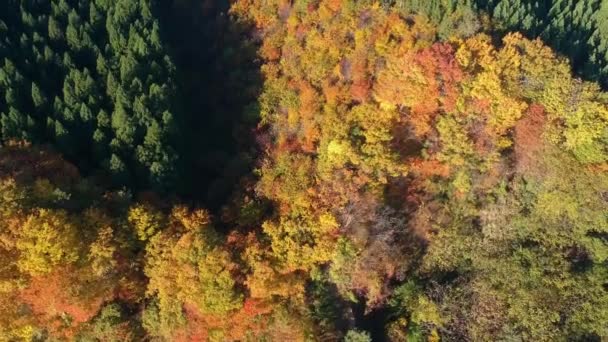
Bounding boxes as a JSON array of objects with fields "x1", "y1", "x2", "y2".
[
  {"x1": 514, "y1": 103, "x2": 547, "y2": 173},
  {"x1": 19, "y1": 267, "x2": 110, "y2": 338}
]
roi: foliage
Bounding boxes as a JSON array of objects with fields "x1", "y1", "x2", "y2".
[
  {"x1": 1, "y1": 0, "x2": 608, "y2": 341},
  {"x1": 143, "y1": 207, "x2": 243, "y2": 339},
  {"x1": 0, "y1": 0, "x2": 180, "y2": 191},
  {"x1": 344, "y1": 329, "x2": 372, "y2": 342},
  {"x1": 476, "y1": 0, "x2": 608, "y2": 86}
]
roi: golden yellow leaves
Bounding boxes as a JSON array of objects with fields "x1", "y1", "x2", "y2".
[
  {"x1": 171, "y1": 206, "x2": 211, "y2": 232},
  {"x1": 325, "y1": 139, "x2": 354, "y2": 169},
  {"x1": 455, "y1": 34, "x2": 495, "y2": 71},
  {"x1": 261, "y1": 212, "x2": 338, "y2": 272},
  {"x1": 128, "y1": 204, "x2": 164, "y2": 241},
  {"x1": 16, "y1": 209, "x2": 79, "y2": 276},
  {"x1": 89, "y1": 226, "x2": 117, "y2": 277},
  {"x1": 144, "y1": 212, "x2": 242, "y2": 326}
]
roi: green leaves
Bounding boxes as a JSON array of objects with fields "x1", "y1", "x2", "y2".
[{"x1": 0, "y1": 0, "x2": 183, "y2": 191}]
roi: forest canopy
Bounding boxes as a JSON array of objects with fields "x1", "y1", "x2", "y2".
[
  {"x1": 0, "y1": 0, "x2": 607, "y2": 341},
  {"x1": 0, "y1": 0, "x2": 183, "y2": 191}
]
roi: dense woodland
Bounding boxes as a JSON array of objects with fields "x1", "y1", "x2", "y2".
[{"x1": 0, "y1": 0, "x2": 607, "y2": 341}]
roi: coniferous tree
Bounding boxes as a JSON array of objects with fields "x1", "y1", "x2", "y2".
[{"x1": 0, "y1": 0, "x2": 183, "y2": 191}]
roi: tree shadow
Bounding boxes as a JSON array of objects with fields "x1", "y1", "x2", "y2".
[{"x1": 158, "y1": 0, "x2": 262, "y2": 211}]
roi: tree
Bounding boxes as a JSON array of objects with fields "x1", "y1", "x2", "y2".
[
  {"x1": 0, "y1": 0, "x2": 184, "y2": 191},
  {"x1": 144, "y1": 207, "x2": 243, "y2": 338},
  {"x1": 15, "y1": 209, "x2": 80, "y2": 276},
  {"x1": 344, "y1": 329, "x2": 372, "y2": 342}
]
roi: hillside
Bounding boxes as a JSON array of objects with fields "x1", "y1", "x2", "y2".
[{"x1": 0, "y1": 0, "x2": 607, "y2": 341}]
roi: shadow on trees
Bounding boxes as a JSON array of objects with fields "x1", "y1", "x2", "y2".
[{"x1": 158, "y1": 0, "x2": 262, "y2": 211}]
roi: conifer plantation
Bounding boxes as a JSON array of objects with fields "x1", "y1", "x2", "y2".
[
  {"x1": 0, "y1": 0, "x2": 182, "y2": 191},
  {"x1": 0, "y1": 1, "x2": 607, "y2": 341}
]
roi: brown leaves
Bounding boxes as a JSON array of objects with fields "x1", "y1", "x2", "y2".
[{"x1": 0, "y1": 143, "x2": 79, "y2": 188}]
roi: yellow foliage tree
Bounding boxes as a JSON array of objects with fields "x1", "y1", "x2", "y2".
[
  {"x1": 15, "y1": 209, "x2": 79, "y2": 276},
  {"x1": 128, "y1": 204, "x2": 164, "y2": 241}
]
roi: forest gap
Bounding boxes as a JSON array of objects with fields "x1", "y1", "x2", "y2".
[{"x1": 158, "y1": 0, "x2": 261, "y2": 210}]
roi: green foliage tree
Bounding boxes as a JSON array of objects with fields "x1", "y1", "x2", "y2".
[{"x1": 0, "y1": 0, "x2": 183, "y2": 191}]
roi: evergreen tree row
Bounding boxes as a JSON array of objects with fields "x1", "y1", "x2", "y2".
[
  {"x1": 476, "y1": 0, "x2": 608, "y2": 86},
  {"x1": 0, "y1": 0, "x2": 181, "y2": 191},
  {"x1": 390, "y1": 0, "x2": 481, "y2": 40}
]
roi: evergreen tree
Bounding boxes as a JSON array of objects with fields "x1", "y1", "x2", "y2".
[
  {"x1": 0, "y1": 0, "x2": 184, "y2": 191},
  {"x1": 476, "y1": 0, "x2": 608, "y2": 85}
]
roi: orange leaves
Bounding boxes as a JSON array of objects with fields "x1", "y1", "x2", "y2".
[
  {"x1": 410, "y1": 159, "x2": 451, "y2": 178},
  {"x1": 351, "y1": 80, "x2": 372, "y2": 103},
  {"x1": 176, "y1": 299, "x2": 274, "y2": 342},
  {"x1": 321, "y1": 79, "x2": 344, "y2": 105},
  {"x1": 19, "y1": 267, "x2": 109, "y2": 337},
  {"x1": 322, "y1": 0, "x2": 343, "y2": 13},
  {"x1": 375, "y1": 43, "x2": 463, "y2": 137},
  {"x1": 514, "y1": 103, "x2": 547, "y2": 173},
  {"x1": 298, "y1": 81, "x2": 320, "y2": 119},
  {"x1": 297, "y1": 81, "x2": 322, "y2": 151},
  {"x1": 408, "y1": 44, "x2": 463, "y2": 135},
  {"x1": 350, "y1": 52, "x2": 371, "y2": 102}
]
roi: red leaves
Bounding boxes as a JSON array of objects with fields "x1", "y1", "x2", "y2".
[
  {"x1": 19, "y1": 268, "x2": 109, "y2": 338},
  {"x1": 410, "y1": 158, "x2": 451, "y2": 178},
  {"x1": 351, "y1": 53, "x2": 371, "y2": 102},
  {"x1": 324, "y1": 0, "x2": 343, "y2": 12},
  {"x1": 172, "y1": 299, "x2": 273, "y2": 342},
  {"x1": 351, "y1": 80, "x2": 372, "y2": 103},
  {"x1": 227, "y1": 299, "x2": 273, "y2": 340},
  {"x1": 375, "y1": 43, "x2": 463, "y2": 137},
  {"x1": 514, "y1": 103, "x2": 546, "y2": 173},
  {"x1": 409, "y1": 43, "x2": 463, "y2": 135},
  {"x1": 432, "y1": 45, "x2": 464, "y2": 113}
]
